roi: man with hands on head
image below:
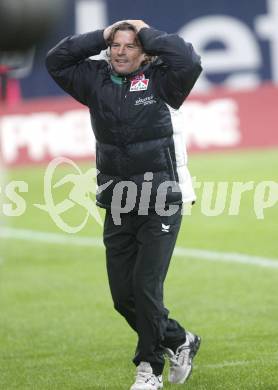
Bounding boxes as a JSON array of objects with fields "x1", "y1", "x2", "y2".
[{"x1": 46, "y1": 19, "x2": 202, "y2": 390}]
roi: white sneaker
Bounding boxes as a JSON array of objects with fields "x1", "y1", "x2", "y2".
[
  {"x1": 164, "y1": 331, "x2": 201, "y2": 384},
  {"x1": 130, "y1": 362, "x2": 163, "y2": 390}
]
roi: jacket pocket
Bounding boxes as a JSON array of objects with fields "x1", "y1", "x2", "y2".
[
  {"x1": 166, "y1": 147, "x2": 177, "y2": 182},
  {"x1": 95, "y1": 143, "x2": 100, "y2": 167}
]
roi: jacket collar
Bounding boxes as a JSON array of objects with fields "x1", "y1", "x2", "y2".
[{"x1": 110, "y1": 62, "x2": 151, "y2": 80}]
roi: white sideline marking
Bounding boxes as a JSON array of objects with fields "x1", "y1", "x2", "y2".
[
  {"x1": 174, "y1": 247, "x2": 278, "y2": 268},
  {"x1": 1, "y1": 227, "x2": 278, "y2": 269},
  {"x1": 0, "y1": 227, "x2": 103, "y2": 248},
  {"x1": 198, "y1": 360, "x2": 267, "y2": 369}
]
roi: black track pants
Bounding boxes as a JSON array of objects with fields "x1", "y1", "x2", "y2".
[{"x1": 103, "y1": 206, "x2": 186, "y2": 375}]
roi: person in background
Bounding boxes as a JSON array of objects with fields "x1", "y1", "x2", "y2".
[{"x1": 46, "y1": 19, "x2": 202, "y2": 390}]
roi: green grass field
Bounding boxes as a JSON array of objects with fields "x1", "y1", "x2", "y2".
[{"x1": 1, "y1": 149, "x2": 278, "y2": 389}]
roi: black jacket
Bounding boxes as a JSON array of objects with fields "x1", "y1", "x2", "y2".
[{"x1": 46, "y1": 28, "x2": 202, "y2": 211}]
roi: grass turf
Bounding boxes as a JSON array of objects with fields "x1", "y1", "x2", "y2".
[{"x1": 1, "y1": 149, "x2": 278, "y2": 389}]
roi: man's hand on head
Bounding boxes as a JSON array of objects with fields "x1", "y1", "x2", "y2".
[
  {"x1": 103, "y1": 20, "x2": 127, "y2": 41},
  {"x1": 125, "y1": 20, "x2": 150, "y2": 32},
  {"x1": 103, "y1": 20, "x2": 149, "y2": 42}
]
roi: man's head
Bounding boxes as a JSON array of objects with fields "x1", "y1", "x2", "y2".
[{"x1": 107, "y1": 22, "x2": 148, "y2": 75}]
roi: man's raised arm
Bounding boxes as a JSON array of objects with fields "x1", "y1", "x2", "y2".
[{"x1": 45, "y1": 29, "x2": 107, "y2": 105}]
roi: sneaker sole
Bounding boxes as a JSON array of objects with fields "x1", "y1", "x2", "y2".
[{"x1": 169, "y1": 335, "x2": 201, "y2": 384}]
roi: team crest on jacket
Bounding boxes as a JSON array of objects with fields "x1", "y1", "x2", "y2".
[{"x1": 130, "y1": 73, "x2": 149, "y2": 91}]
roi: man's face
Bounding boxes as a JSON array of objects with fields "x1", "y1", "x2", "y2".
[{"x1": 110, "y1": 30, "x2": 146, "y2": 75}]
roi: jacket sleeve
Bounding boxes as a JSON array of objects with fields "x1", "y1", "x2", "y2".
[
  {"x1": 138, "y1": 27, "x2": 202, "y2": 109},
  {"x1": 45, "y1": 29, "x2": 108, "y2": 105}
]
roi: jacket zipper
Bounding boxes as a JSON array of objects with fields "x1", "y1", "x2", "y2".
[
  {"x1": 119, "y1": 78, "x2": 129, "y2": 176},
  {"x1": 119, "y1": 76, "x2": 128, "y2": 120}
]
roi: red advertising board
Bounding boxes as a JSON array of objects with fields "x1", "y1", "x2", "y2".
[{"x1": 0, "y1": 84, "x2": 277, "y2": 167}]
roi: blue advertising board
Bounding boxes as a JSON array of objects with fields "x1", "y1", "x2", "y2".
[{"x1": 19, "y1": 0, "x2": 278, "y2": 98}]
